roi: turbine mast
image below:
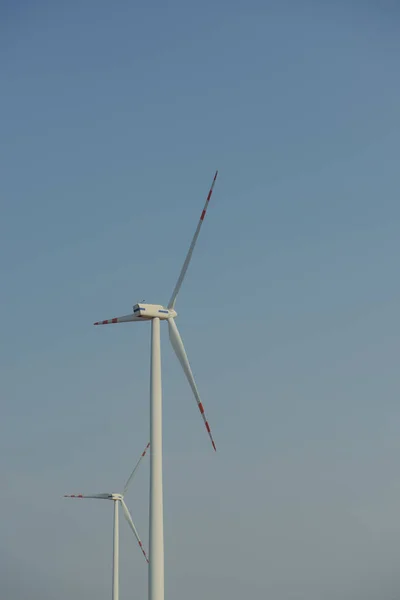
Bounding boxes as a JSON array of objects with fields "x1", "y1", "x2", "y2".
[
  {"x1": 112, "y1": 499, "x2": 119, "y2": 600},
  {"x1": 149, "y1": 317, "x2": 164, "y2": 600}
]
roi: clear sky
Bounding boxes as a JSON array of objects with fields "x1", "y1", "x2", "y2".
[{"x1": 2, "y1": 1, "x2": 400, "y2": 598}]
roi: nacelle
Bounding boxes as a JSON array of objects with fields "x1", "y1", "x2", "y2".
[{"x1": 133, "y1": 303, "x2": 177, "y2": 320}]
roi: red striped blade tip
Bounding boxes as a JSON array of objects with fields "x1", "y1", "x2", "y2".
[{"x1": 94, "y1": 318, "x2": 119, "y2": 325}]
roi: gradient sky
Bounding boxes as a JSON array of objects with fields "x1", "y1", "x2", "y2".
[{"x1": 2, "y1": 1, "x2": 400, "y2": 599}]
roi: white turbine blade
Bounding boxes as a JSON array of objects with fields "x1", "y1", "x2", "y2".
[
  {"x1": 123, "y1": 442, "x2": 150, "y2": 496},
  {"x1": 167, "y1": 318, "x2": 216, "y2": 451},
  {"x1": 64, "y1": 493, "x2": 111, "y2": 499},
  {"x1": 121, "y1": 499, "x2": 149, "y2": 564},
  {"x1": 94, "y1": 314, "x2": 142, "y2": 325},
  {"x1": 168, "y1": 170, "x2": 218, "y2": 309}
]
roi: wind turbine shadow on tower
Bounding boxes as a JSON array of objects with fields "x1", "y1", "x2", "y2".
[
  {"x1": 94, "y1": 170, "x2": 220, "y2": 600},
  {"x1": 64, "y1": 442, "x2": 150, "y2": 600}
]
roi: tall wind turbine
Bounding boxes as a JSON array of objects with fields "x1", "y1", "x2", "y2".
[
  {"x1": 94, "y1": 171, "x2": 219, "y2": 600},
  {"x1": 64, "y1": 442, "x2": 150, "y2": 600}
]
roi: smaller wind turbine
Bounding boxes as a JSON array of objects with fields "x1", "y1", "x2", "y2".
[{"x1": 64, "y1": 442, "x2": 150, "y2": 600}]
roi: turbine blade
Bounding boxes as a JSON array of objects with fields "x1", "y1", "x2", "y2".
[
  {"x1": 64, "y1": 493, "x2": 111, "y2": 499},
  {"x1": 94, "y1": 314, "x2": 142, "y2": 325},
  {"x1": 121, "y1": 499, "x2": 149, "y2": 564},
  {"x1": 167, "y1": 318, "x2": 216, "y2": 451},
  {"x1": 123, "y1": 442, "x2": 150, "y2": 496},
  {"x1": 168, "y1": 170, "x2": 218, "y2": 309}
]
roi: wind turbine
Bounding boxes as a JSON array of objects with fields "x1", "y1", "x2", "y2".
[
  {"x1": 94, "y1": 170, "x2": 219, "y2": 600},
  {"x1": 64, "y1": 442, "x2": 150, "y2": 600}
]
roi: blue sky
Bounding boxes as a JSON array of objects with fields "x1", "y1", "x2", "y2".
[{"x1": 2, "y1": 1, "x2": 400, "y2": 598}]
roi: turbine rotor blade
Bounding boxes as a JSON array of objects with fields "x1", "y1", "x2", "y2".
[
  {"x1": 64, "y1": 493, "x2": 111, "y2": 499},
  {"x1": 94, "y1": 314, "x2": 142, "y2": 325},
  {"x1": 121, "y1": 499, "x2": 149, "y2": 564},
  {"x1": 123, "y1": 442, "x2": 150, "y2": 496},
  {"x1": 168, "y1": 170, "x2": 218, "y2": 309},
  {"x1": 167, "y1": 318, "x2": 216, "y2": 451}
]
